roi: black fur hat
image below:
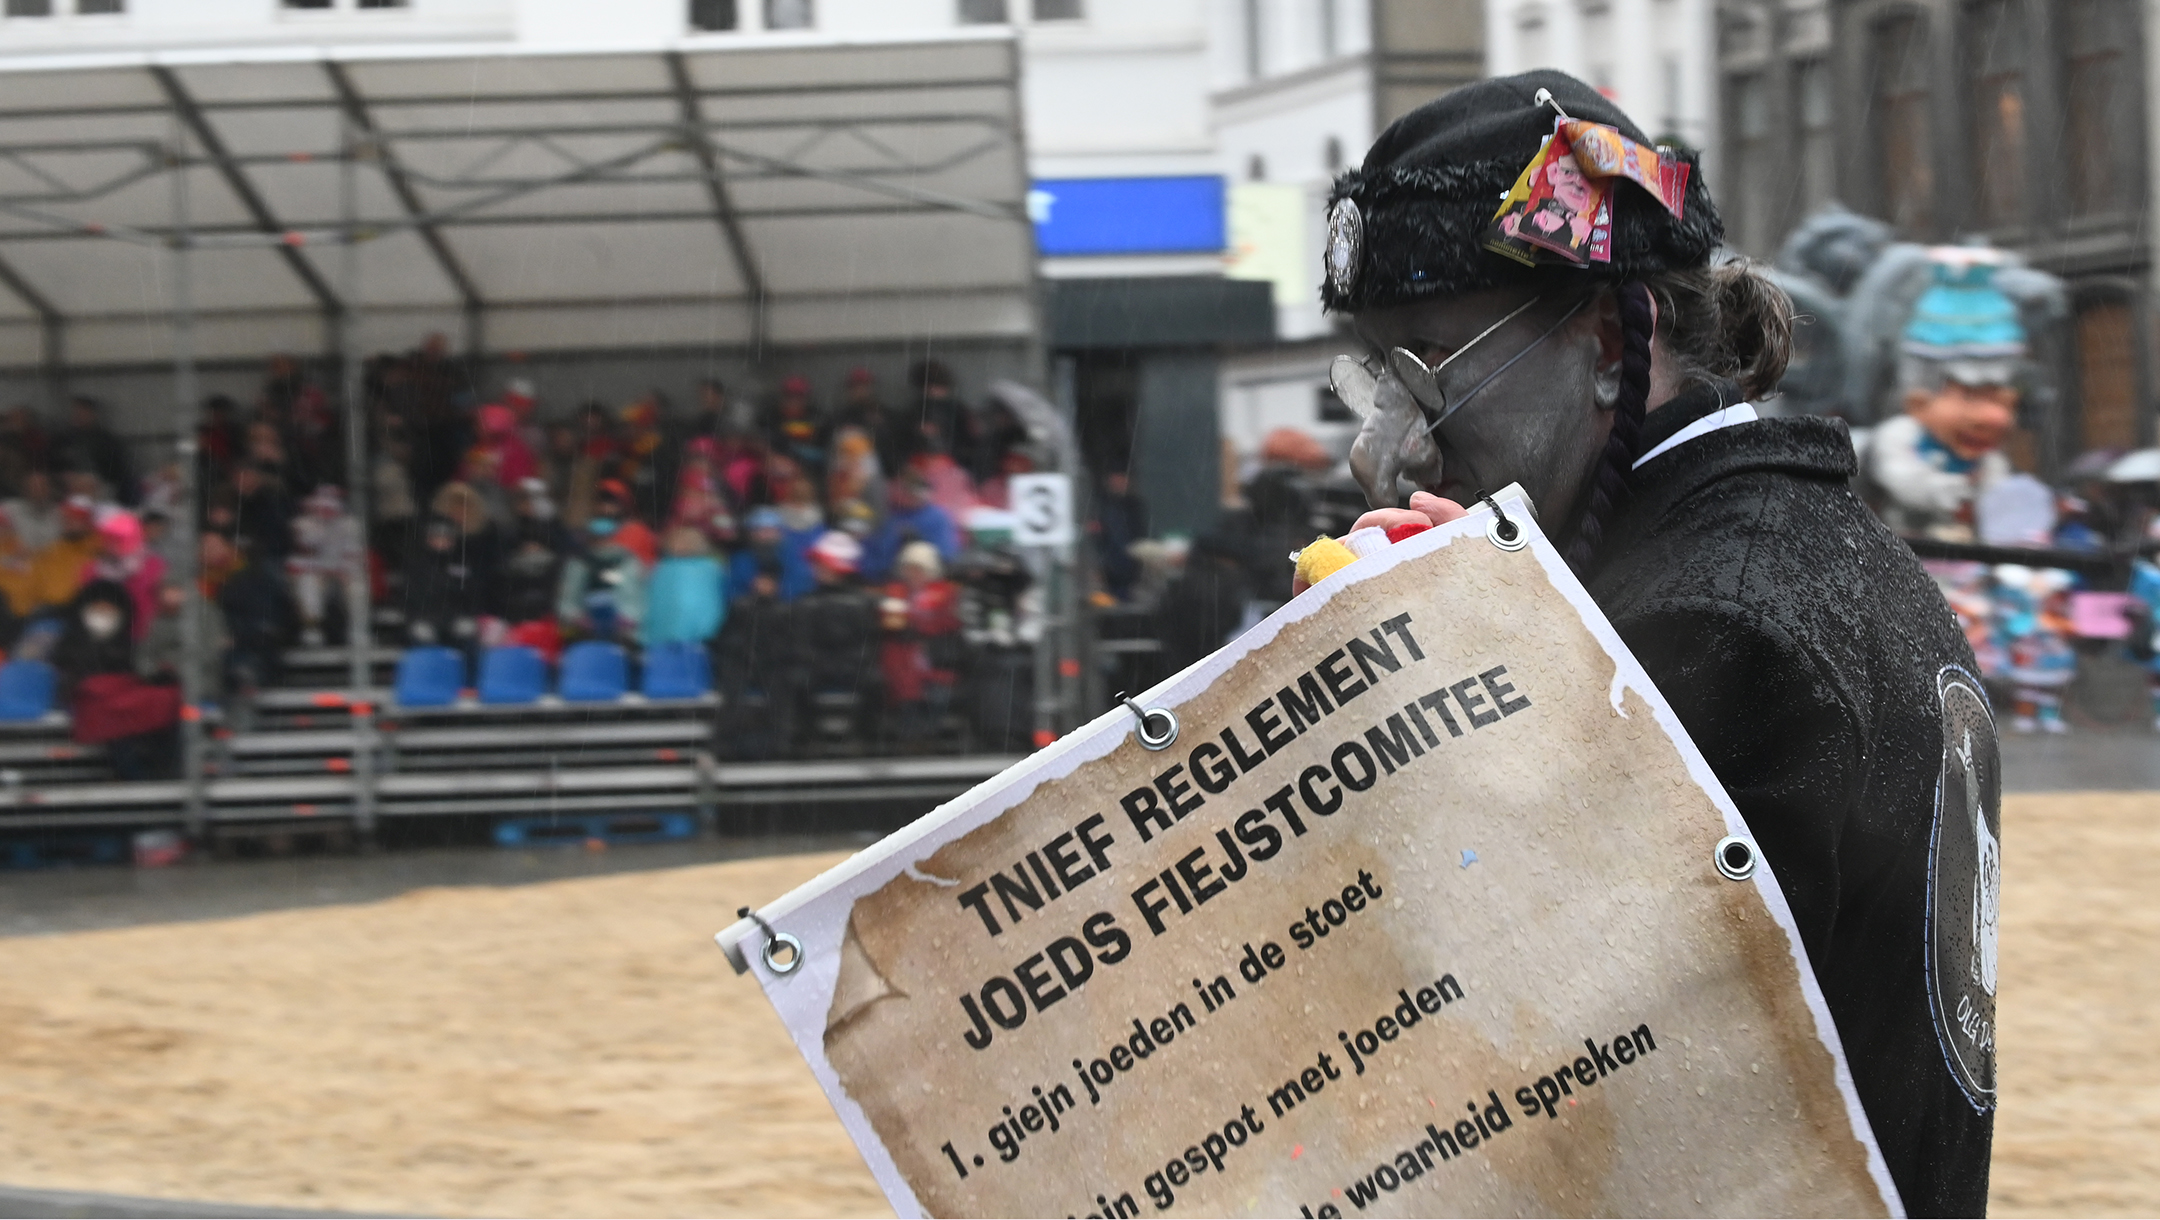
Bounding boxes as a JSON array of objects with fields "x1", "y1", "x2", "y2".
[{"x1": 1322, "y1": 70, "x2": 1723, "y2": 312}]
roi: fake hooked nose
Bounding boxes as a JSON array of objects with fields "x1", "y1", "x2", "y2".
[{"x1": 1331, "y1": 352, "x2": 1447, "y2": 510}]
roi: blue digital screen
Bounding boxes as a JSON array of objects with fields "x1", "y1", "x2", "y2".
[{"x1": 1028, "y1": 176, "x2": 1226, "y2": 256}]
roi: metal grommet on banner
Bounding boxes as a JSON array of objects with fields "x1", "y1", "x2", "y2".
[
  {"x1": 738, "y1": 905, "x2": 804, "y2": 975},
  {"x1": 1483, "y1": 495, "x2": 1526, "y2": 551},
  {"x1": 1713, "y1": 835, "x2": 1758, "y2": 882},
  {"x1": 1119, "y1": 693, "x2": 1179, "y2": 751}
]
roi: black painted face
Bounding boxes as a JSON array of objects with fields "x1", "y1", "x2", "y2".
[{"x1": 1352, "y1": 286, "x2": 1619, "y2": 528}]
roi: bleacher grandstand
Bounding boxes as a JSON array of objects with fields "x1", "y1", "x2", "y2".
[{"x1": 0, "y1": 637, "x2": 1022, "y2": 861}]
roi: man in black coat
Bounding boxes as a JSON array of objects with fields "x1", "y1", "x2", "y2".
[
  {"x1": 1323, "y1": 72, "x2": 1997, "y2": 1214},
  {"x1": 52, "y1": 396, "x2": 137, "y2": 506}
]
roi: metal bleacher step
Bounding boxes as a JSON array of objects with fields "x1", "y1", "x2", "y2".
[
  {"x1": 373, "y1": 763, "x2": 711, "y2": 819},
  {"x1": 225, "y1": 730, "x2": 359, "y2": 757},
  {"x1": 0, "y1": 736, "x2": 111, "y2": 784},
  {"x1": 251, "y1": 687, "x2": 392, "y2": 713},
  {"x1": 0, "y1": 779, "x2": 193, "y2": 829},
  {"x1": 281, "y1": 645, "x2": 397, "y2": 667},
  {"x1": 0, "y1": 739, "x2": 101, "y2": 765},
  {"x1": 389, "y1": 720, "x2": 708, "y2": 751},
  {"x1": 702, "y1": 754, "x2": 1020, "y2": 806},
  {"x1": 0, "y1": 712, "x2": 69, "y2": 735}
]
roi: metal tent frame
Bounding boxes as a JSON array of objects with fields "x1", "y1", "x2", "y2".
[{"x1": 0, "y1": 32, "x2": 1044, "y2": 830}]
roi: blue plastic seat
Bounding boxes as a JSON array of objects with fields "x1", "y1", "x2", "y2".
[
  {"x1": 558, "y1": 641, "x2": 629, "y2": 702},
  {"x1": 476, "y1": 646, "x2": 548, "y2": 705},
  {"x1": 641, "y1": 642, "x2": 713, "y2": 700},
  {"x1": 392, "y1": 646, "x2": 465, "y2": 708},
  {"x1": 0, "y1": 660, "x2": 55, "y2": 721}
]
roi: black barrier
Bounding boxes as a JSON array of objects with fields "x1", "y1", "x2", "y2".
[{"x1": 1898, "y1": 538, "x2": 2160, "y2": 585}]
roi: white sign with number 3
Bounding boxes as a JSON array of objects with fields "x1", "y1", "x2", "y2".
[{"x1": 1010, "y1": 472, "x2": 1074, "y2": 547}]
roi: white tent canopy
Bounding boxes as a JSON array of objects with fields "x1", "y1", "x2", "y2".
[{"x1": 0, "y1": 31, "x2": 1038, "y2": 368}]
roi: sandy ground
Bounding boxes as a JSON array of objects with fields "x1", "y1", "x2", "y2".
[
  {"x1": 0, "y1": 793, "x2": 2151, "y2": 1217},
  {"x1": 0, "y1": 850, "x2": 885, "y2": 1218},
  {"x1": 1987, "y1": 792, "x2": 2160, "y2": 1217}
]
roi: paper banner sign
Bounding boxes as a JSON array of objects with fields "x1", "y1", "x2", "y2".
[{"x1": 717, "y1": 491, "x2": 1902, "y2": 1219}]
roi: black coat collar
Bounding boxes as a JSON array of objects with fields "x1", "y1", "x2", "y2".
[{"x1": 1590, "y1": 402, "x2": 1858, "y2": 579}]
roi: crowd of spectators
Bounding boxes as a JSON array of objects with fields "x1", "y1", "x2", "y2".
[
  {"x1": 0, "y1": 395, "x2": 189, "y2": 777},
  {"x1": 353, "y1": 344, "x2": 1048, "y2": 759},
  {"x1": 0, "y1": 336, "x2": 1068, "y2": 776}
]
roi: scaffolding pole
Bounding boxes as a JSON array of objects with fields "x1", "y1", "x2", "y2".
[
  {"x1": 170, "y1": 126, "x2": 208, "y2": 839},
  {"x1": 340, "y1": 113, "x2": 378, "y2": 843}
]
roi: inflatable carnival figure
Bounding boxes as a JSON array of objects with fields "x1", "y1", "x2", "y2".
[
  {"x1": 1864, "y1": 253, "x2": 2026, "y2": 541},
  {"x1": 1759, "y1": 206, "x2": 1893, "y2": 418}
]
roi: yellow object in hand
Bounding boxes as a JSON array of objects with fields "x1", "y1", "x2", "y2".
[{"x1": 1293, "y1": 534, "x2": 1359, "y2": 588}]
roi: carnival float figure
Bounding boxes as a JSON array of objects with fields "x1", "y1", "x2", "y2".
[{"x1": 1864, "y1": 254, "x2": 2032, "y2": 541}]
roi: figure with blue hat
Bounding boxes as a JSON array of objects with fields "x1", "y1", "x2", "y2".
[{"x1": 1866, "y1": 250, "x2": 2023, "y2": 540}]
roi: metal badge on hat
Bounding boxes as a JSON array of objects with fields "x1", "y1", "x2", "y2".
[
  {"x1": 1326, "y1": 197, "x2": 1363, "y2": 297},
  {"x1": 1483, "y1": 89, "x2": 1690, "y2": 269}
]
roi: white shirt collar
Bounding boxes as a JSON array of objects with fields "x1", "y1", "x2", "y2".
[{"x1": 1632, "y1": 402, "x2": 1758, "y2": 470}]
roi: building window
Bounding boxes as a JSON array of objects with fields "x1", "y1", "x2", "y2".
[
  {"x1": 959, "y1": 0, "x2": 1007, "y2": 19},
  {"x1": 1319, "y1": 0, "x2": 1338, "y2": 57},
  {"x1": 1032, "y1": 0, "x2": 1082, "y2": 18},
  {"x1": 765, "y1": 0, "x2": 813, "y2": 28},
  {"x1": 1247, "y1": 154, "x2": 1267, "y2": 181},
  {"x1": 2075, "y1": 298, "x2": 2139, "y2": 449},
  {"x1": 1317, "y1": 384, "x2": 1355, "y2": 422},
  {"x1": 283, "y1": 0, "x2": 406, "y2": 8},
  {"x1": 2062, "y1": 0, "x2": 2143, "y2": 217},
  {"x1": 691, "y1": 0, "x2": 738, "y2": 28},
  {"x1": 1582, "y1": 0, "x2": 1614, "y2": 92},
  {"x1": 1793, "y1": 58, "x2": 1836, "y2": 216},
  {"x1": 282, "y1": 0, "x2": 332, "y2": 7},
  {"x1": 1718, "y1": 2, "x2": 1766, "y2": 60},
  {"x1": 76, "y1": 0, "x2": 123, "y2": 11},
  {"x1": 1244, "y1": 0, "x2": 1265, "y2": 79},
  {"x1": 1965, "y1": 0, "x2": 2027, "y2": 229},
  {"x1": 1871, "y1": 13, "x2": 1936, "y2": 236},
  {"x1": 356, "y1": 0, "x2": 406, "y2": 7},
  {"x1": 2, "y1": 0, "x2": 52, "y2": 13},
  {"x1": 1728, "y1": 72, "x2": 1775, "y2": 252},
  {"x1": 1324, "y1": 136, "x2": 1344, "y2": 173},
  {"x1": 1516, "y1": 6, "x2": 1549, "y2": 70}
]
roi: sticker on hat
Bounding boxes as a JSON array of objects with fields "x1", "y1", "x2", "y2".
[
  {"x1": 1325, "y1": 198, "x2": 1363, "y2": 297},
  {"x1": 1483, "y1": 89, "x2": 1691, "y2": 270},
  {"x1": 1488, "y1": 127, "x2": 1612, "y2": 267}
]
